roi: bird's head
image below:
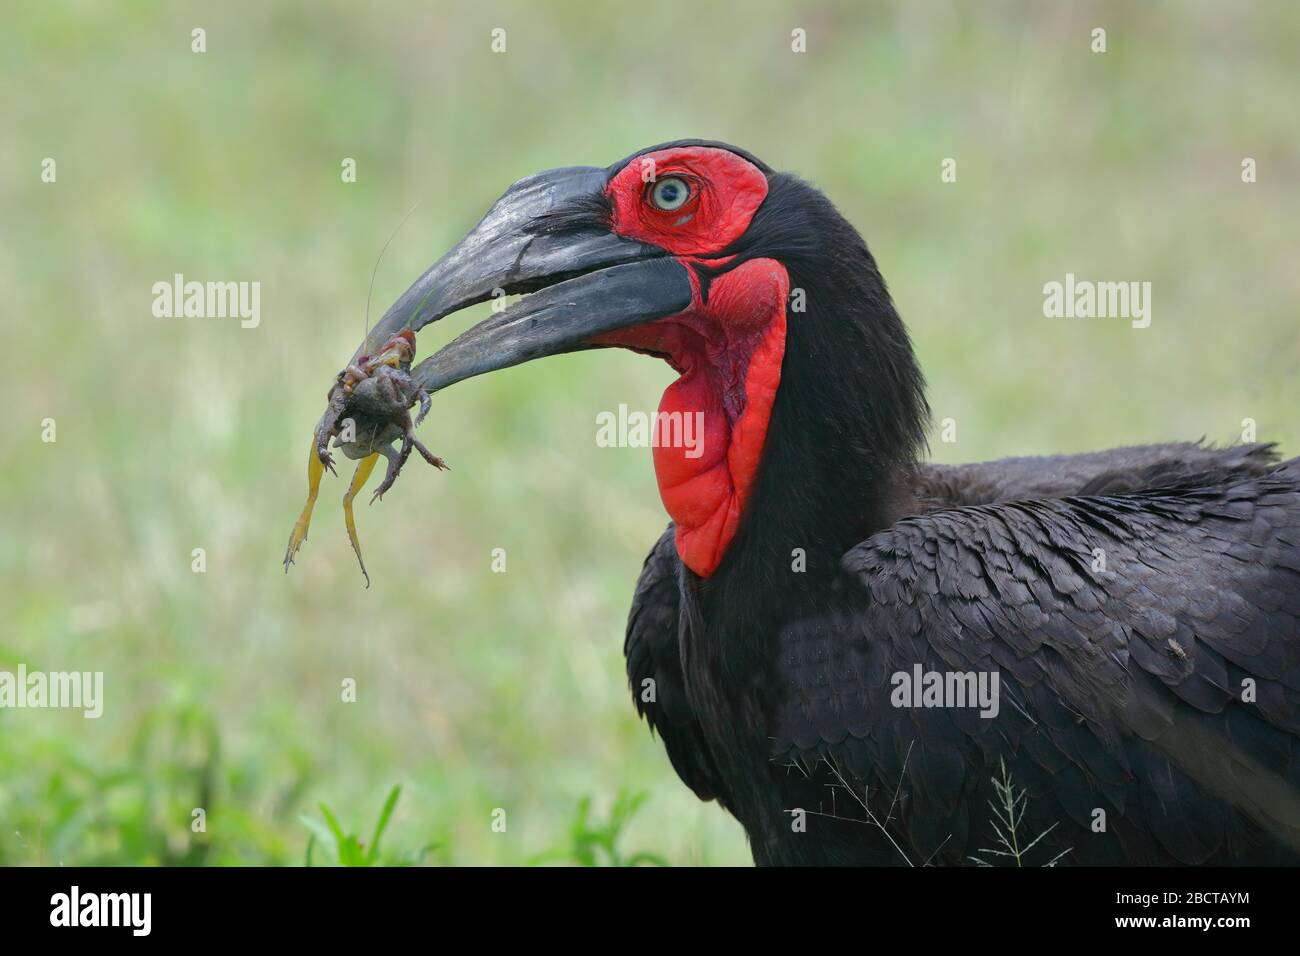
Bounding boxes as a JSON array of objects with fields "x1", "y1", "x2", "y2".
[{"x1": 357, "y1": 140, "x2": 926, "y2": 578}]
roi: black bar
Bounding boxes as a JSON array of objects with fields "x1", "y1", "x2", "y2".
[{"x1": 0, "y1": 866, "x2": 1282, "y2": 941}]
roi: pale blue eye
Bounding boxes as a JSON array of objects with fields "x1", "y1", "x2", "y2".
[{"x1": 651, "y1": 177, "x2": 690, "y2": 211}]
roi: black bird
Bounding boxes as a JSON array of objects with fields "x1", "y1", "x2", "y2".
[{"x1": 347, "y1": 140, "x2": 1300, "y2": 865}]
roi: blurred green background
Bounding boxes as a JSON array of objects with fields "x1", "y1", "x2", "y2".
[{"x1": 1, "y1": 1, "x2": 1296, "y2": 865}]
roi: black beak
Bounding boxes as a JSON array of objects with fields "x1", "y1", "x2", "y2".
[{"x1": 357, "y1": 166, "x2": 693, "y2": 394}]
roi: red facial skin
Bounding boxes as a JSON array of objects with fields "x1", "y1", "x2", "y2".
[{"x1": 592, "y1": 147, "x2": 787, "y2": 577}]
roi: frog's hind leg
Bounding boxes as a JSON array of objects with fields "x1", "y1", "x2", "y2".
[
  {"x1": 284, "y1": 439, "x2": 327, "y2": 571},
  {"x1": 343, "y1": 452, "x2": 380, "y2": 587},
  {"x1": 411, "y1": 436, "x2": 448, "y2": 471},
  {"x1": 371, "y1": 438, "x2": 413, "y2": 504}
]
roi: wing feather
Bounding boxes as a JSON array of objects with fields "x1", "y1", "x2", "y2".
[
  {"x1": 770, "y1": 460, "x2": 1300, "y2": 864},
  {"x1": 624, "y1": 524, "x2": 730, "y2": 806}
]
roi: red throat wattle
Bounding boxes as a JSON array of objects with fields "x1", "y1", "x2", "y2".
[
  {"x1": 590, "y1": 145, "x2": 786, "y2": 577},
  {"x1": 591, "y1": 259, "x2": 788, "y2": 578}
]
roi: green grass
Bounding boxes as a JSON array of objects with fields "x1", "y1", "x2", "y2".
[
  {"x1": 1, "y1": 1, "x2": 1297, "y2": 866},
  {"x1": 302, "y1": 785, "x2": 436, "y2": 866}
]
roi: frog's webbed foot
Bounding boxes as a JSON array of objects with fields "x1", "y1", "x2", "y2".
[
  {"x1": 285, "y1": 439, "x2": 327, "y2": 571},
  {"x1": 411, "y1": 436, "x2": 448, "y2": 472},
  {"x1": 371, "y1": 439, "x2": 412, "y2": 504},
  {"x1": 414, "y1": 389, "x2": 432, "y2": 428},
  {"x1": 317, "y1": 445, "x2": 337, "y2": 476},
  {"x1": 343, "y1": 452, "x2": 380, "y2": 587}
]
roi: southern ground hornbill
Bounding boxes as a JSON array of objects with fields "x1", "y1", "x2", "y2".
[{"x1": 320, "y1": 140, "x2": 1300, "y2": 865}]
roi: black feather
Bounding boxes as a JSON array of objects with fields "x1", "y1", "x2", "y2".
[{"x1": 619, "y1": 147, "x2": 1300, "y2": 865}]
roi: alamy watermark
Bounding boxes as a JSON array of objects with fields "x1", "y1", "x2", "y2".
[
  {"x1": 1042, "y1": 273, "x2": 1151, "y2": 329},
  {"x1": 152, "y1": 273, "x2": 260, "y2": 328},
  {"x1": 595, "y1": 404, "x2": 705, "y2": 458},
  {"x1": 0, "y1": 665, "x2": 103, "y2": 718},
  {"x1": 891, "y1": 664, "x2": 1000, "y2": 718},
  {"x1": 50, "y1": 886, "x2": 150, "y2": 936}
]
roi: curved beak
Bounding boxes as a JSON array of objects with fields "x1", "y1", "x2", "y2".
[{"x1": 357, "y1": 166, "x2": 693, "y2": 395}]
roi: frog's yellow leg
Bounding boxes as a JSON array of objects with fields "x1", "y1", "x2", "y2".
[
  {"x1": 343, "y1": 452, "x2": 380, "y2": 588},
  {"x1": 284, "y1": 439, "x2": 327, "y2": 571}
]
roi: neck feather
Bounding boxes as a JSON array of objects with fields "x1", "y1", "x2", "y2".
[{"x1": 699, "y1": 176, "x2": 930, "y2": 596}]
